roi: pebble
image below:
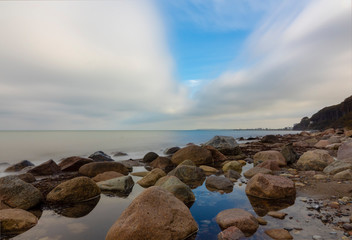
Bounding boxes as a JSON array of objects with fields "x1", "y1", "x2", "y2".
[
  {"x1": 312, "y1": 235, "x2": 323, "y2": 240},
  {"x1": 295, "y1": 182, "x2": 306, "y2": 187},
  {"x1": 256, "y1": 217, "x2": 267, "y2": 225},
  {"x1": 268, "y1": 211, "x2": 287, "y2": 219}
]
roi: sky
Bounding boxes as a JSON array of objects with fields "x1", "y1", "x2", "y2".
[{"x1": 0, "y1": 0, "x2": 351, "y2": 130}]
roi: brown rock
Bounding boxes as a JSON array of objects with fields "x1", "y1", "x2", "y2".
[
  {"x1": 131, "y1": 171, "x2": 149, "y2": 177},
  {"x1": 171, "y1": 145, "x2": 212, "y2": 165},
  {"x1": 143, "y1": 152, "x2": 159, "y2": 163},
  {"x1": 28, "y1": 159, "x2": 61, "y2": 176},
  {"x1": 253, "y1": 151, "x2": 286, "y2": 167},
  {"x1": 337, "y1": 141, "x2": 352, "y2": 161},
  {"x1": 243, "y1": 167, "x2": 272, "y2": 179},
  {"x1": 199, "y1": 165, "x2": 218, "y2": 174},
  {"x1": 245, "y1": 173, "x2": 296, "y2": 199},
  {"x1": 222, "y1": 161, "x2": 243, "y2": 173},
  {"x1": 150, "y1": 157, "x2": 175, "y2": 173},
  {"x1": 155, "y1": 176, "x2": 195, "y2": 204},
  {"x1": 17, "y1": 173, "x2": 36, "y2": 183},
  {"x1": 137, "y1": 168, "x2": 166, "y2": 188},
  {"x1": 297, "y1": 149, "x2": 334, "y2": 171},
  {"x1": 314, "y1": 140, "x2": 330, "y2": 148},
  {"x1": 59, "y1": 156, "x2": 93, "y2": 172},
  {"x1": 168, "y1": 165, "x2": 206, "y2": 188},
  {"x1": 105, "y1": 186, "x2": 198, "y2": 240},
  {"x1": 5, "y1": 160, "x2": 34, "y2": 172},
  {"x1": 217, "y1": 226, "x2": 245, "y2": 240},
  {"x1": 256, "y1": 160, "x2": 281, "y2": 171},
  {"x1": 204, "y1": 145, "x2": 227, "y2": 162},
  {"x1": 256, "y1": 217, "x2": 267, "y2": 225},
  {"x1": 267, "y1": 211, "x2": 287, "y2": 219},
  {"x1": 78, "y1": 162, "x2": 129, "y2": 177},
  {"x1": 265, "y1": 229, "x2": 293, "y2": 239},
  {"x1": 205, "y1": 175, "x2": 233, "y2": 192},
  {"x1": 0, "y1": 208, "x2": 38, "y2": 235},
  {"x1": 92, "y1": 171, "x2": 124, "y2": 182},
  {"x1": 216, "y1": 208, "x2": 258, "y2": 236},
  {"x1": 46, "y1": 176, "x2": 100, "y2": 203}
]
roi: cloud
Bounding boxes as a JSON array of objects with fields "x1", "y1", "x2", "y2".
[
  {"x1": 188, "y1": 0, "x2": 352, "y2": 128},
  {"x1": 0, "y1": 1, "x2": 188, "y2": 130}
]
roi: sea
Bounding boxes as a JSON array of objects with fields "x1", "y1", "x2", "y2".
[{"x1": 3, "y1": 130, "x2": 341, "y2": 240}]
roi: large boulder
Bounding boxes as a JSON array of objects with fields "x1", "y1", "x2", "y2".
[
  {"x1": 204, "y1": 136, "x2": 241, "y2": 155},
  {"x1": 256, "y1": 160, "x2": 280, "y2": 171},
  {"x1": 137, "y1": 168, "x2": 166, "y2": 188},
  {"x1": 314, "y1": 140, "x2": 330, "y2": 148},
  {"x1": 92, "y1": 171, "x2": 124, "y2": 182},
  {"x1": 333, "y1": 169, "x2": 352, "y2": 180},
  {"x1": 222, "y1": 161, "x2": 243, "y2": 173},
  {"x1": 217, "y1": 226, "x2": 245, "y2": 240},
  {"x1": 296, "y1": 149, "x2": 334, "y2": 171},
  {"x1": 205, "y1": 175, "x2": 233, "y2": 192},
  {"x1": 253, "y1": 151, "x2": 286, "y2": 167},
  {"x1": 171, "y1": 145, "x2": 212, "y2": 165},
  {"x1": 5, "y1": 160, "x2": 34, "y2": 172},
  {"x1": 224, "y1": 170, "x2": 241, "y2": 180},
  {"x1": 203, "y1": 145, "x2": 227, "y2": 162},
  {"x1": 337, "y1": 141, "x2": 352, "y2": 161},
  {"x1": 280, "y1": 144, "x2": 298, "y2": 164},
  {"x1": 149, "y1": 157, "x2": 175, "y2": 173},
  {"x1": 0, "y1": 176, "x2": 43, "y2": 210},
  {"x1": 143, "y1": 152, "x2": 159, "y2": 163},
  {"x1": 88, "y1": 151, "x2": 114, "y2": 162},
  {"x1": 105, "y1": 186, "x2": 198, "y2": 240},
  {"x1": 168, "y1": 165, "x2": 206, "y2": 188},
  {"x1": 28, "y1": 159, "x2": 61, "y2": 176},
  {"x1": 323, "y1": 161, "x2": 352, "y2": 175},
  {"x1": 216, "y1": 208, "x2": 259, "y2": 236},
  {"x1": 58, "y1": 156, "x2": 93, "y2": 172},
  {"x1": 46, "y1": 176, "x2": 100, "y2": 203},
  {"x1": 155, "y1": 176, "x2": 195, "y2": 204},
  {"x1": 17, "y1": 173, "x2": 36, "y2": 183},
  {"x1": 245, "y1": 173, "x2": 296, "y2": 199},
  {"x1": 0, "y1": 209, "x2": 38, "y2": 235},
  {"x1": 97, "y1": 176, "x2": 134, "y2": 192},
  {"x1": 244, "y1": 167, "x2": 272, "y2": 179},
  {"x1": 78, "y1": 162, "x2": 129, "y2": 177}
]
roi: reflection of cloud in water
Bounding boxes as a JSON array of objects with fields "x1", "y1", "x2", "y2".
[{"x1": 67, "y1": 222, "x2": 88, "y2": 234}]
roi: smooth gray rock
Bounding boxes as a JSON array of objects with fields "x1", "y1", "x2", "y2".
[{"x1": 97, "y1": 176, "x2": 134, "y2": 192}]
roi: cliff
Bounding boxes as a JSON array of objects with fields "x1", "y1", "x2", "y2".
[{"x1": 293, "y1": 95, "x2": 352, "y2": 130}]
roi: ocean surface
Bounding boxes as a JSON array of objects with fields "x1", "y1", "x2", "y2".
[{"x1": 0, "y1": 130, "x2": 298, "y2": 167}]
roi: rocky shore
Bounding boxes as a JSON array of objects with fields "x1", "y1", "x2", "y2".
[{"x1": 1, "y1": 128, "x2": 352, "y2": 239}]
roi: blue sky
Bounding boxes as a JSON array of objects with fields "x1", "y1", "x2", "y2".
[{"x1": 0, "y1": 0, "x2": 351, "y2": 130}]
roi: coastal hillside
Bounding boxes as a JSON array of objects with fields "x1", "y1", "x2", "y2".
[{"x1": 293, "y1": 95, "x2": 352, "y2": 130}]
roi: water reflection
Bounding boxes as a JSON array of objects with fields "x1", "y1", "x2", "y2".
[
  {"x1": 54, "y1": 196, "x2": 100, "y2": 218},
  {"x1": 247, "y1": 195, "x2": 295, "y2": 217}
]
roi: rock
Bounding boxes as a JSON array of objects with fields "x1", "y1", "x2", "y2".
[
  {"x1": 333, "y1": 169, "x2": 352, "y2": 180},
  {"x1": 216, "y1": 208, "x2": 259, "y2": 236},
  {"x1": 261, "y1": 135, "x2": 279, "y2": 143},
  {"x1": 217, "y1": 226, "x2": 245, "y2": 240},
  {"x1": 222, "y1": 161, "x2": 243, "y2": 173},
  {"x1": 137, "y1": 168, "x2": 166, "y2": 188},
  {"x1": 267, "y1": 211, "x2": 287, "y2": 219},
  {"x1": 224, "y1": 170, "x2": 241, "y2": 180},
  {"x1": 179, "y1": 159, "x2": 196, "y2": 166},
  {"x1": 199, "y1": 165, "x2": 218, "y2": 174},
  {"x1": 164, "y1": 147, "x2": 180, "y2": 155},
  {"x1": 256, "y1": 217, "x2": 267, "y2": 225},
  {"x1": 314, "y1": 174, "x2": 328, "y2": 180},
  {"x1": 205, "y1": 175, "x2": 233, "y2": 192},
  {"x1": 328, "y1": 136, "x2": 341, "y2": 144},
  {"x1": 88, "y1": 151, "x2": 113, "y2": 162},
  {"x1": 337, "y1": 141, "x2": 352, "y2": 161},
  {"x1": 78, "y1": 162, "x2": 129, "y2": 177},
  {"x1": 0, "y1": 176, "x2": 43, "y2": 210},
  {"x1": 245, "y1": 173, "x2": 296, "y2": 199},
  {"x1": 105, "y1": 186, "x2": 198, "y2": 240},
  {"x1": 323, "y1": 161, "x2": 352, "y2": 175},
  {"x1": 244, "y1": 167, "x2": 272, "y2": 179},
  {"x1": 171, "y1": 145, "x2": 212, "y2": 165},
  {"x1": 204, "y1": 136, "x2": 241, "y2": 155},
  {"x1": 155, "y1": 176, "x2": 195, "y2": 204},
  {"x1": 28, "y1": 159, "x2": 61, "y2": 176},
  {"x1": 46, "y1": 176, "x2": 100, "y2": 203},
  {"x1": 17, "y1": 173, "x2": 36, "y2": 183},
  {"x1": 92, "y1": 171, "x2": 124, "y2": 182},
  {"x1": 5, "y1": 160, "x2": 34, "y2": 172},
  {"x1": 0, "y1": 208, "x2": 38, "y2": 235},
  {"x1": 203, "y1": 145, "x2": 227, "y2": 162},
  {"x1": 314, "y1": 140, "x2": 330, "y2": 148},
  {"x1": 112, "y1": 151, "x2": 128, "y2": 157},
  {"x1": 264, "y1": 229, "x2": 293, "y2": 239},
  {"x1": 55, "y1": 196, "x2": 100, "y2": 218},
  {"x1": 280, "y1": 144, "x2": 298, "y2": 165},
  {"x1": 345, "y1": 130, "x2": 352, "y2": 137},
  {"x1": 297, "y1": 150, "x2": 334, "y2": 171},
  {"x1": 256, "y1": 160, "x2": 280, "y2": 171},
  {"x1": 150, "y1": 157, "x2": 175, "y2": 173},
  {"x1": 143, "y1": 152, "x2": 159, "y2": 163},
  {"x1": 343, "y1": 223, "x2": 352, "y2": 231},
  {"x1": 168, "y1": 165, "x2": 206, "y2": 188},
  {"x1": 58, "y1": 156, "x2": 93, "y2": 172},
  {"x1": 305, "y1": 138, "x2": 319, "y2": 146},
  {"x1": 253, "y1": 151, "x2": 286, "y2": 167},
  {"x1": 97, "y1": 176, "x2": 134, "y2": 192},
  {"x1": 131, "y1": 171, "x2": 149, "y2": 177}
]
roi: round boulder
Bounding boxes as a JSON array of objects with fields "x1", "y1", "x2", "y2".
[
  {"x1": 143, "y1": 152, "x2": 159, "y2": 163},
  {"x1": 171, "y1": 145, "x2": 212, "y2": 165},
  {"x1": 205, "y1": 175, "x2": 233, "y2": 192},
  {"x1": 105, "y1": 186, "x2": 198, "y2": 240},
  {"x1": 97, "y1": 176, "x2": 134, "y2": 192},
  {"x1": 150, "y1": 157, "x2": 175, "y2": 173},
  {"x1": 78, "y1": 162, "x2": 129, "y2": 177},
  {"x1": 88, "y1": 151, "x2": 113, "y2": 162},
  {"x1": 58, "y1": 156, "x2": 93, "y2": 172},
  {"x1": 28, "y1": 159, "x2": 61, "y2": 176},
  {"x1": 244, "y1": 167, "x2": 272, "y2": 179},
  {"x1": 218, "y1": 226, "x2": 245, "y2": 240},
  {"x1": 337, "y1": 141, "x2": 352, "y2": 161},
  {"x1": 137, "y1": 168, "x2": 166, "y2": 188},
  {"x1": 46, "y1": 176, "x2": 100, "y2": 203},
  {"x1": 204, "y1": 136, "x2": 241, "y2": 155},
  {"x1": 296, "y1": 149, "x2": 334, "y2": 171},
  {"x1": 216, "y1": 208, "x2": 259, "y2": 236},
  {"x1": 222, "y1": 161, "x2": 243, "y2": 173},
  {"x1": 92, "y1": 171, "x2": 124, "y2": 182},
  {"x1": 155, "y1": 176, "x2": 195, "y2": 204},
  {"x1": 253, "y1": 151, "x2": 286, "y2": 167},
  {"x1": 0, "y1": 208, "x2": 38, "y2": 235},
  {"x1": 168, "y1": 165, "x2": 206, "y2": 188},
  {"x1": 245, "y1": 173, "x2": 296, "y2": 199},
  {"x1": 5, "y1": 160, "x2": 34, "y2": 172}
]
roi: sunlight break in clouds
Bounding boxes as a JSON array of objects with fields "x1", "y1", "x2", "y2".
[{"x1": 0, "y1": 1, "x2": 188, "y2": 130}]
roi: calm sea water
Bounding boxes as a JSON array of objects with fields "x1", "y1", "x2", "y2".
[{"x1": 0, "y1": 130, "x2": 298, "y2": 167}]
